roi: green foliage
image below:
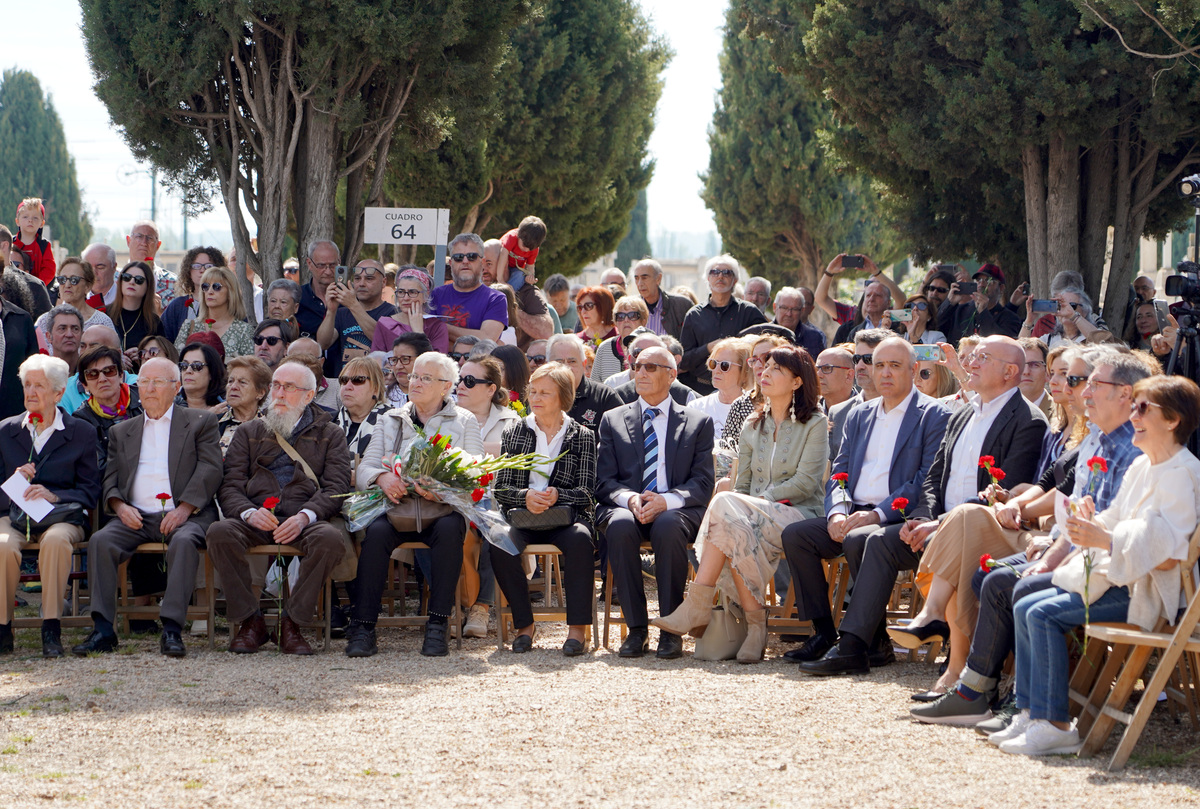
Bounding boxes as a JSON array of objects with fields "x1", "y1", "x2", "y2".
[
  {"x1": 615, "y1": 188, "x2": 651, "y2": 271},
  {"x1": 0, "y1": 70, "x2": 91, "y2": 253},
  {"x1": 702, "y1": 1, "x2": 902, "y2": 291}
]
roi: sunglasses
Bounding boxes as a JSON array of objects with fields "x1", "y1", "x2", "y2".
[
  {"x1": 1066, "y1": 375, "x2": 1088, "y2": 388},
  {"x1": 338, "y1": 375, "x2": 369, "y2": 386},
  {"x1": 179, "y1": 361, "x2": 208, "y2": 372},
  {"x1": 614, "y1": 311, "x2": 642, "y2": 322},
  {"x1": 1132, "y1": 400, "x2": 1163, "y2": 417},
  {"x1": 353, "y1": 269, "x2": 383, "y2": 280},
  {"x1": 120, "y1": 273, "x2": 147, "y2": 285},
  {"x1": 139, "y1": 348, "x2": 162, "y2": 359},
  {"x1": 450, "y1": 252, "x2": 482, "y2": 262},
  {"x1": 919, "y1": 368, "x2": 934, "y2": 380},
  {"x1": 254, "y1": 335, "x2": 284, "y2": 346},
  {"x1": 56, "y1": 275, "x2": 85, "y2": 287},
  {"x1": 708, "y1": 268, "x2": 736, "y2": 278},
  {"x1": 201, "y1": 282, "x2": 224, "y2": 292},
  {"x1": 748, "y1": 355, "x2": 769, "y2": 367},
  {"x1": 706, "y1": 359, "x2": 741, "y2": 372},
  {"x1": 852, "y1": 354, "x2": 874, "y2": 365},
  {"x1": 458, "y1": 375, "x2": 493, "y2": 389},
  {"x1": 816, "y1": 364, "x2": 852, "y2": 374},
  {"x1": 923, "y1": 285, "x2": 950, "y2": 295},
  {"x1": 906, "y1": 302, "x2": 929, "y2": 311},
  {"x1": 526, "y1": 354, "x2": 547, "y2": 366},
  {"x1": 83, "y1": 365, "x2": 120, "y2": 381},
  {"x1": 449, "y1": 351, "x2": 469, "y2": 362},
  {"x1": 632, "y1": 361, "x2": 669, "y2": 374},
  {"x1": 579, "y1": 301, "x2": 598, "y2": 311}
]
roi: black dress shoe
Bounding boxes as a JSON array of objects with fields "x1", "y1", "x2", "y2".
[
  {"x1": 618, "y1": 629, "x2": 649, "y2": 658},
  {"x1": 71, "y1": 631, "x2": 118, "y2": 657},
  {"x1": 420, "y1": 621, "x2": 449, "y2": 657},
  {"x1": 562, "y1": 637, "x2": 586, "y2": 657},
  {"x1": 783, "y1": 633, "x2": 836, "y2": 663},
  {"x1": 511, "y1": 630, "x2": 535, "y2": 653},
  {"x1": 656, "y1": 632, "x2": 684, "y2": 659},
  {"x1": 42, "y1": 627, "x2": 64, "y2": 659},
  {"x1": 0, "y1": 625, "x2": 13, "y2": 654},
  {"x1": 868, "y1": 644, "x2": 896, "y2": 668},
  {"x1": 160, "y1": 630, "x2": 187, "y2": 658},
  {"x1": 344, "y1": 624, "x2": 378, "y2": 658},
  {"x1": 888, "y1": 619, "x2": 950, "y2": 650},
  {"x1": 798, "y1": 645, "x2": 870, "y2": 676}
]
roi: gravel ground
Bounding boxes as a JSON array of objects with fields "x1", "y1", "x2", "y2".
[{"x1": 1, "y1": 602, "x2": 1198, "y2": 807}]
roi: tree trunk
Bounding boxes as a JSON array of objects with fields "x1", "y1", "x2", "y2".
[
  {"x1": 1022, "y1": 143, "x2": 1050, "y2": 295},
  {"x1": 1080, "y1": 133, "x2": 1114, "y2": 286},
  {"x1": 1046, "y1": 131, "x2": 1081, "y2": 289},
  {"x1": 294, "y1": 103, "x2": 340, "y2": 258},
  {"x1": 1107, "y1": 140, "x2": 1159, "y2": 322}
]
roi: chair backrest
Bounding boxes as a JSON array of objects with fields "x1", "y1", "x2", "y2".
[{"x1": 1182, "y1": 524, "x2": 1200, "y2": 604}]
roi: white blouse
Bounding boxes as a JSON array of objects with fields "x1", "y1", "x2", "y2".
[{"x1": 525, "y1": 414, "x2": 569, "y2": 492}]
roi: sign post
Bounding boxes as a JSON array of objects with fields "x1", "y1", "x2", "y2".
[{"x1": 363, "y1": 207, "x2": 452, "y2": 285}]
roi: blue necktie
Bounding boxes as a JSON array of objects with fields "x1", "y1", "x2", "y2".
[{"x1": 642, "y1": 407, "x2": 660, "y2": 493}]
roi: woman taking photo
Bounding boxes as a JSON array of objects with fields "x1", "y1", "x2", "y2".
[
  {"x1": 888, "y1": 293, "x2": 944, "y2": 345},
  {"x1": 574, "y1": 285, "x2": 616, "y2": 347},
  {"x1": 177, "y1": 342, "x2": 226, "y2": 412},
  {"x1": 161, "y1": 246, "x2": 225, "y2": 341},
  {"x1": 492, "y1": 362, "x2": 597, "y2": 656},
  {"x1": 654, "y1": 346, "x2": 827, "y2": 662},
  {"x1": 591, "y1": 297, "x2": 648, "y2": 383},
  {"x1": 38, "y1": 257, "x2": 113, "y2": 342},
  {"x1": 111, "y1": 261, "x2": 164, "y2": 366},
  {"x1": 175, "y1": 266, "x2": 254, "y2": 359},
  {"x1": 688, "y1": 337, "x2": 751, "y2": 437},
  {"x1": 915, "y1": 360, "x2": 958, "y2": 399},
  {"x1": 370, "y1": 266, "x2": 449, "y2": 354}
]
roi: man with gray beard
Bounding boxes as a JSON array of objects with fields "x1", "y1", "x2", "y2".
[{"x1": 207, "y1": 363, "x2": 353, "y2": 655}]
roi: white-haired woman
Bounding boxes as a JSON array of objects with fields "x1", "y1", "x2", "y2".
[
  {"x1": 1020, "y1": 288, "x2": 1106, "y2": 350},
  {"x1": 591, "y1": 296, "x2": 649, "y2": 384},
  {"x1": 175, "y1": 266, "x2": 255, "y2": 358},
  {"x1": 0, "y1": 355, "x2": 101, "y2": 658},
  {"x1": 347, "y1": 352, "x2": 483, "y2": 658},
  {"x1": 370, "y1": 266, "x2": 450, "y2": 354}
]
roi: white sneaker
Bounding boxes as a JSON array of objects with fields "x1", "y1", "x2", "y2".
[
  {"x1": 999, "y1": 719, "x2": 1081, "y2": 756},
  {"x1": 463, "y1": 605, "x2": 489, "y2": 638},
  {"x1": 189, "y1": 619, "x2": 208, "y2": 636},
  {"x1": 987, "y1": 709, "x2": 1030, "y2": 746}
]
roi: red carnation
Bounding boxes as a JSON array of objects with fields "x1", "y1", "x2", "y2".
[
  {"x1": 831, "y1": 473, "x2": 849, "y2": 483},
  {"x1": 471, "y1": 488, "x2": 485, "y2": 503},
  {"x1": 891, "y1": 497, "x2": 909, "y2": 516},
  {"x1": 204, "y1": 319, "x2": 216, "y2": 326},
  {"x1": 980, "y1": 553, "x2": 994, "y2": 572},
  {"x1": 156, "y1": 493, "x2": 171, "y2": 502},
  {"x1": 978, "y1": 455, "x2": 995, "y2": 468},
  {"x1": 509, "y1": 390, "x2": 520, "y2": 403},
  {"x1": 28, "y1": 413, "x2": 42, "y2": 427},
  {"x1": 1087, "y1": 456, "x2": 1108, "y2": 474},
  {"x1": 263, "y1": 497, "x2": 281, "y2": 511},
  {"x1": 991, "y1": 468, "x2": 1006, "y2": 482}
]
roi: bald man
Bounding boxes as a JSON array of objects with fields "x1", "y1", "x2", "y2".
[{"x1": 61, "y1": 326, "x2": 138, "y2": 413}]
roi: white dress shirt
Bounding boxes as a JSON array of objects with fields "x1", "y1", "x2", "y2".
[
  {"x1": 636, "y1": 397, "x2": 684, "y2": 512},
  {"x1": 131, "y1": 405, "x2": 175, "y2": 514},
  {"x1": 525, "y1": 414, "x2": 569, "y2": 492},
  {"x1": 25, "y1": 408, "x2": 66, "y2": 454},
  {"x1": 832, "y1": 388, "x2": 915, "y2": 519},
  {"x1": 943, "y1": 386, "x2": 1021, "y2": 512}
]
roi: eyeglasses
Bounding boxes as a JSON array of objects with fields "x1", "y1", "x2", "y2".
[
  {"x1": 353, "y1": 268, "x2": 383, "y2": 280},
  {"x1": 458, "y1": 375, "x2": 493, "y2": 389},
  {"x1": 395, "y1": 288, "x2": 424, "y2": 299},
  {"x1": 614, "y1": 311, "x2": 643, "y2": 322},
  {"x1": 816, "y1": 364, "x2": 852, "y2": 374},
  {"x1": 919, "y1": 368, "x2": 934, "y2": 380},
  {"x1": 83, "y1": 365, "x2": 120, "y2": 381},
  {"x1": 775, "y1": 305, "x2": 802, "y2": 313},
  {"x1": 270, "y1": 381, "x2": 313, "y2": 395},
  {"x1": 8, "y1": 259, "x2": 24, "y2": 270},
  {"x1": 408, "y1": 373, "x2": 451, "y2": 385},
  {"x1": 906, "y1": 302, "x2": 929, "y2": 312},
  {"x1": 201, "y1": 282, "x2": 224, "y2": 293},
  {"x1": 338, "y1": 375, "x2": 369, "y2": 387},
  {"x1": 747, "y1": 355, "x2": 769, "y2": 368},
  {"x1": 139, "y1": 347, "x2": 162, "y2": 359},
  {"x1": 1132, "y1": 400, "x2": 1164, "y2": 417},
  {"x1": 448, "y1": 352, "x2": 469, "y2": 362},
  {"x1": 526, "y1": 354, "x2": 547, "y2": 366},
  {"x1": 56, "y1": 275, "x2": 85, "y2": 287},
  {"x1": 852, "y1": 354, "x2": 874, "y2": 365},
  {"x1": 140, "y1": 378, "x2": 175, "y2": 389},
  {"x1": 310, "y1": 261, "x2": 339, "y2": 270},
  {"x1": 578, "y1": 301, "x2": 598, "y2": 311},
  {"x1": 971, "y1": 351, "x2": 994, "y2": 365},
  {"x1": 923, "y1": 285, "x2": 950, "y2": 295},
  {"x1": 179, "y1": 361, "x2": 208, "y2": 372},
  {"x1": 708, "y1": 268, "x2": 735, "y2": 278},
  {"x1": 706, "y1": 359, "x2": 741, "y2": 372},
  {"x1": 632, "y1": 361, "x2": 668, "y2": 374},
  {"x1": 450, "y1": 252, "x2": 482, "y2": 262},
  {"x1": 129, "y1": 232, "x2": 157, "y2": 243},
  {"x1": 190, "y1": 262, "x2": 216, "y2": 271},
  {"x1": 1066, "y1": 375, "x2": 1089, "y2": 388},
  {"x1": 254, "y1": 335, "x2": 284, "y2": 347},
  {"x1": 120, "y1": 273, "x2": 147, "y2": 286},
  {"x1": 1024, "y1": 361, "x2": 1046, "y2": 370},
  {"x1": 1087, "y1": 377, "x2": 1126, "y2": 389},
  {"x1": 391, "y1": 354, "x2": 416, "y2": 366}
]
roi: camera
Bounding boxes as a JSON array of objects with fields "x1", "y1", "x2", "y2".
[
  {"x1": 1179, "y1": 174, "x2": 1200, "y2": 198},
  {"x1": 1166, "y1": 261, "x2": 1200, "y2": 302}
]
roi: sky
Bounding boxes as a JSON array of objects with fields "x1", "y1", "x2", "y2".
[{"x1": 5, "y1": 0, "x2": 724, "y2": 253}]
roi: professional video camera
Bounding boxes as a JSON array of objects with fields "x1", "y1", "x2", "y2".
[{"x1": 1165, "y1": 260, "x2": 1200, "y2": 303}]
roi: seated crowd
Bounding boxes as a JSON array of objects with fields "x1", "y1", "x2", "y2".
[{"x1": 2, "y1": 215, "x2": 1198, "y2": 759}]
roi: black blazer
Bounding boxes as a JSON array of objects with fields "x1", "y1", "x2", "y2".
[
  {"x1": 595, "y1": 398, "x2": 715, "y2": 525},
  {"x1": 493, "y1": 417, "x2": 597, "y2": 530},
  {"x1": 911, "y1": 389, "x2": 1048, "y2": 521},
  {"x1": 658, "y1": 289, "x2": 695, "y2": 338},
  {"x1": 0, "y1": 408, "x2": 101, "y2": 512}
]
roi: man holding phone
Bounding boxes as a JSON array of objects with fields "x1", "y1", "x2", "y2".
[
  {"x1": 938, "y1": 264, "x2": 1022, "y2": 344},
  {"x1": 814, "y1": 253, "x2": 906, "y2": 343},
  {"x1": 316, "y1": 259, "x2": 396, "y2": 377}
]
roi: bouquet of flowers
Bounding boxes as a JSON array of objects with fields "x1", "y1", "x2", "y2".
[{"x1": 713, "y1": 437, "x2": 739, "y2": 481}]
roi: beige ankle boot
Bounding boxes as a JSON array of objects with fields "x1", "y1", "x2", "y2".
[
  {"x1": 737, "y1": 607, "x2": 768, "y2": 663},
  {"x1": 651, "y1": 583, "x2": 716, "y2": 637}
]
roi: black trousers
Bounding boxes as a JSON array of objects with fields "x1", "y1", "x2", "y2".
[
  {"x1": 490, "y1": 522, "x2": 595, "y2": 629},
  {"x1": 781, "y1": 510, "x2": 886, "y2": 624},
  {"x1": 352, "y1": 513, "x2": 466, "y2": 624},
  {"x1": 605, "y1": 508, "x2": 699, "y2": 631},
  {"x1": 838, "y1": 523, "x2": 917, "y2": 646}
]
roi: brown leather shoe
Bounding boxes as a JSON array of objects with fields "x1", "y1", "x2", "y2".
[
  {"x1": 229, "y1": 613, "x2": 270, "y2": 654},
  {"x1": 279, "y1": 615, "x2": 314, "y2": 656}
]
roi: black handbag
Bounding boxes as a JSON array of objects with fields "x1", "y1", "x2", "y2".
[
  {"x1": 505, "y1": 504, "x2": 575, "y2": 531},
  {"x1": 9, "y1": 502, "x2": 87, "y2": 535}
]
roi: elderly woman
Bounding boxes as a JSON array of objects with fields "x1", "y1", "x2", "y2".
[
  {"x1": 574, "y1": 285, "x2": 616, "y2": 346},
  {"x1": 654, "y1": 346, "x2": 827, "y2": 662},
  {"x1": 335, "y1": 357, "x2": 391, "y2": 482},
  {"x1": 175, "y1": 266, "x2": 254, "y2": 358},
  {"x1": 71, "y1": 346, "x2": 143, "y2": 480},
  {"x1": 591, "y1": 296, "x2": 648, "y2": 383},
  {"x1": 37, "y1": 257, "x2": 114, "y2": 342},
  {"x1": 346, "y1": 352, "x2": 483, "y2": 658},
  {"x1": 0, "y1": 356, "x2": 100, "y2": 658},
  {"x1": 1020, "y1": 288, "x2": 1105, "y2": 350},
  {"x1": 384, "y1": 332, "x2": 434, "y2": 407},
  {"x1": 997, "y1": 375, "x2": 1200, "y2": 755},
  {"x1": 492, "y1": 362, "x2": 597, "y2": 655},
  {"x1": 161, "y1": 246, "x2": 225, "y2": 341},
  {"x1": 219, "y1": 356, "x2": 272, "y2": 456},
  {"x1": 888, "y1": 293, "x2": 945, "y2": 346},
  {"x1": 370, "y1": 266, "x2": 449, "y2": 354},
  {"x1": 178, "y1": 343, "x2": 226, "y2": 411},
  {"x1": 112, "y1": 261, "x2": 164, "y2": 364},
  {"x1": 688, "y1": 337, "x2": 751, "y2": 437},
  {"x1": 720, "y1": 334, "x2": 790, "y2": 448},
  {"x1": 264, "y1": 278, "x2": 303, "y2": 335}
]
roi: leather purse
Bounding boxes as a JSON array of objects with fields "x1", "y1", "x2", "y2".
[
  {"x1": 505, "y1": 505, "x2": 574, "y2": 531},
  {"x1": 9, "y1": 502, "x2": 87, "y2": 535},
  {"x1": 693, "y1": 598, "x2": 748, "y2": 661}
]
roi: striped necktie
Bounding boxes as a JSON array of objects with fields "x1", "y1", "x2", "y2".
[{"x1": 642, "y1": 407, "x2": 660, "y2": 493}]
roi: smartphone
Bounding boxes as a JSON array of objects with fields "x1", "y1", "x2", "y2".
[
  {"x1": 934, "y1": 263, "x2": 956, "y2": 273},
  {"x1": 335, "y1": 265, "x2": 350, "y2": 286},
  {"x1": 956, "y1": 281, "x2": 977, "y2": 295},
  {"x1": 842, "y1": 255, "x2": 865, "y2": 269},
  {"x1": 887, "y1": 309, "x2": 913, "y2": 322},
  {"x1": 1031, "y1": 298, "x2": 1058, "y2": 313},
  {"x1": 914, "y1": 345, "x2": 944, "y2": 362}
]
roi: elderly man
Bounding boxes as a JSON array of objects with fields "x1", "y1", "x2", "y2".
[
  {"x1": 253, "y1": 319, "x2": 294, "y2": 370},
  {"x1": 43, "y1": 304, "x2": 83, "y2": 374},
  {"x1": 597, "y1": 346, "x2": 715, "y2": 659},
  {"x1": 612, "y1": 330, "x2": 698, "y2": 406},
  {"x1": 72, "y1": 358, "x2": 222, "y2": 658},
  {"x1": 544, "y1": 273, "x2": 578, "y2": 332},
  {"x1": 743, "y1": 276, "x2": 772, "y2": 313},
  {"x1": 547, "y1": 334, "x2": 623, "y2": 437},
  {"x1": 600, "y1": 268, "x2": 627, "y2": 290},
  {"x1": 481, "y1": 239, "x2": 502, "y2": 285},
  {"x1": 317, "y1": 258, "x2": 396, "y2": 376},
  {"x1": 266, "y1": 279, "x2": 302, "y2": 331},
  {"x1": 432, "y1": 233, "x2": 509, "y2": 343},
  {"x1": 814, "y1": 253, "x2": 905, "y2": 343},
  {"x1": 631, "y1": 259, "x2": 694, "y2": 338},
  {"x1": 939, "y1": 264, "x2": 1022, "y2": 344},
  {"x1": 295, "y1": 240, "x2": 340, "y2": 368},
  {"x1": 207, "y1": 363, "x2": 352, "y2": 654},
  {"x1": 816, "y1": 346, "x2": 855, "y2": 412},
  {"x1": 82, "y1": 243, "x2": 120, "y2": 311},
  {"x1": 126, "y1": 220, "x2": 176, "y2": 307},
  {"x1": 678, "y1": 254, "x2": 768, "y2": 395},
  {"x1": 799, "y1": 335, "x2": 1047, "y2": 676},
  {"x1": 775, "y1": 286, "x2": 825, "y2": 359}
]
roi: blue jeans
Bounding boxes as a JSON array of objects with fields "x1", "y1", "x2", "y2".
[
  {"x1": 959, "y1": 554, "x2": 1053, "y2": 693},
  {"x1": 1013, "y1": 584, "x2": 1131, "y2": 722}
]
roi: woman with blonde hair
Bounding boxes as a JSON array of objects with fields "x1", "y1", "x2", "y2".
[
  {"x1": 174, "y1": 266, "x2": 254, "y2": 358},
  {"x1": 688, "y1": 336, "x2": 751, "y2": 437}
]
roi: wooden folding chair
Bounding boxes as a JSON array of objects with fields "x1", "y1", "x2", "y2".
[
  {"x1": 495, "y1": 543, "x2": 597, "y2": 651},
  {"x1": 12, "y1": 540, "x2": 92, "y2": 630},
  {"x1": 375, "y1": 540, "x2": 465, "y2": 650},
  {"x1": 241, "y1": 545, "x2": 333, "y2": 651},
  {"x1": 885, "y1": 569, "x2": 942, "y2": 662},
  {"x1": 115, "y1": 543, "x2": 217, "y2": 647},
  {"x1": 1076, "y1": 526, "x2": 1200, "y2": 770},
  {"x1": 766, "y1": 556, "x2": 851, "y2": 636},
  {"x1": 601, "y1": 540, "x2": 697, "y2": 648}
]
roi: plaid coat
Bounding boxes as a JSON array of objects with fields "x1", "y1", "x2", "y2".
[{"x1": 493, "y1": 417, "x2": 597, "y2": 531}]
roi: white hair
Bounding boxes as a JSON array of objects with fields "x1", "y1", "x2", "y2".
[
  {"x1": 19, "y1": 355, "x2": 70, "y2": 393},
  {"x1": 414, "y1": 351, "x2": 458, "y2": 383},
  {"x1": 547, "y1": 333, "x2": 585, "y2": 361},
  {"x1": 129, "y1": 219, "x2": 159, "y2": 238},
  {"x1": 704, "y1": 253, "x2": 743, "y2": 283},
  {"x1": 274, "y1": 363, "x2": 317, "y2": 391}
]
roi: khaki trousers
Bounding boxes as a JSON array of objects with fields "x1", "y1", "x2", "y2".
[{"x1": 0, "y1": 516, "x2": 85, "y2": 623}]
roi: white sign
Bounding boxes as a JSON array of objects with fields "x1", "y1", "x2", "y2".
[{"x1": 363, "y1": 207, "x2": 451, "y2": 246}]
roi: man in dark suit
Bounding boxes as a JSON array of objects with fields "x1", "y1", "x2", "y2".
[
  {"x1": 72, "y1": 358, "x2": 223, "y2": 658},
  {"x1": 781, "y1": 338, "x2": 950, "y2": 665},
  {"x1": 597, "y1": 346, "x2": 715, "y2": 659},
  {"x1": 800, "y1": 335, "x2": 1047, "y2": 676},
  {"x1": 631, "y1": 259, "x2": 694, "y2": 339}
]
